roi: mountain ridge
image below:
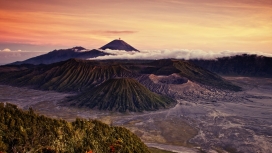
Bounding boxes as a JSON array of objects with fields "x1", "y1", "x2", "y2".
[
  {"x1": 9, "y1": 47, "x2": 109, "y2": 65},
  {"x1": 190, "y1": 54, "x2": 272, "y2": 77},
  {"x1": 0, "y1": 59, "x2": 241, "y2": 92},
  {"x1": 0, "y1": 59, "x2": 134, "y2": 92},
  {"x1": 0, "y1": 59, "x2": 242, "y2": 112}
]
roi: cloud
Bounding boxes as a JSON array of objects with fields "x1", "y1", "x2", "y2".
[
  {"x1": 2, "y1": 48, "x2": 11, "y2": 52},
  {"x1": 60, "y1": 30, "x2": 137, "y2": 37},
  {"x1": 0, "y1": 48, "x2": 23, "y2": 52},
  {"x1": 101, "y1": 31, "x2": 137, "y2": 34},
  {"x1": 91, "y1": 49, "x2": 272, "y2": 60},
  {"x1": 90, "y1": 30, "x2": 137, "y2": 36}
]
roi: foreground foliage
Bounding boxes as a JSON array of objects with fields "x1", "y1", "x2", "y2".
[{"x1": 0, "y1": 103, "x2": 150, "y2": 153}]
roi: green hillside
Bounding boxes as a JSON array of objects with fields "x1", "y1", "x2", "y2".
[
  {"x1": 66, "y1": 78, "x2": 175, "y2": 112},
  {"x1": 0, "y1": 103, "x2": 150, "y2": 153}
]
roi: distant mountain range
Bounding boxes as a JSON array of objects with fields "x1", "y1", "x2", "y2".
[
  {"x1": 6, "y1": 40, "x2": 272, "y2": 79},
  {"x1": 1, "y1": 39, "x2": 272, "y2": 112},
  {"x1": 0, "y1": 59, "x2": 239, "y2": 91},
  {"x1": 0, "y1": 58, "x2": 240, "y2": 112},
  {"x1": 9, "y1": 39, "x2": 138, "y2": 65},
  {"x1": 190, "y1": 54, "x2": 272, "y2": 77},
  {"x1": 10, "y1": 47, "x2": 109, "y2": 65}
]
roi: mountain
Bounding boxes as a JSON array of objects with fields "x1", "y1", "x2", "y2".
[
  {"x1": 9, "y1": 47, "x2": 109, "y2": 65},
  {"x1": 65, "y1": 78, "x2": 175, "y2": 112},
  {"x1": 8, "y1": 39, "x2": 139, "y2": 65},
  {"x1": 133, "y1": 59, "x2": 241, "y2": 91},
  {"x1": 190, "y1": 54, "x2": 272, "y2": 77},
  {"x1": 0, "y1": 59, "x2": 134, "y2": 92},
  {"x1": 0, "y1": 59, "x2": 241, "y2": 112},
  {"x1": 0, "y1": 59, "x2": 240, "y2": 92},
  {"x1": 99, "y1": 39, "x2": 139, "y2": 51},
  {"x1": 0, "y1": 103, "x2": 150, "y2": 152}
]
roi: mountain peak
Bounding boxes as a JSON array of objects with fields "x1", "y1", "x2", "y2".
[
  {"x1": 99, "y1": 39, "x2": 139, "y2": 52},
  {"x1": 71, "y1": 46, "x2": 86, "y2": 51}
]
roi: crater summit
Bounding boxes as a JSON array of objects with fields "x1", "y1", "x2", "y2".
[{"x1": 99, "y1": 39, "x2": 139, "y2": 51}]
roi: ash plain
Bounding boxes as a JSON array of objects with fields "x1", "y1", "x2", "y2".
[{"x1": 0, "y1": 77, "x2": 271, "y2": 153}]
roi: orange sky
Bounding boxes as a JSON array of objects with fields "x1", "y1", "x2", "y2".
[{"x1": 0, "y1": 0, "x2": 272, "y2": 53}]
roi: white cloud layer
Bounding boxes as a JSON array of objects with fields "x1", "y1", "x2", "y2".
[
  {"x1": 2, "y1": 48, "x2": 11, "y2": 52},
  {"x1": 91, "y1": 49, "x2": 272, "y2": 60}
]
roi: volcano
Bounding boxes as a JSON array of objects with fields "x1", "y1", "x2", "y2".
[
  {"x1": 99, "y1": 39, "x2": 139, "y2": 51},
  {"x1": 0, "y1": 58, "x2": 241, "y2": 93},
  {"x1": 8, "y1": 47, "x2": 109, "y2": 65},
  {"x1": 66, "y1": 78, "x2": 174, "y2": 112}
]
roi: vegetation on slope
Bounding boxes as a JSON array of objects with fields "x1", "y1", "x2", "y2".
[
  {"x1": 190, "y1": 54, "x2": 272, "y2": 77},
  {"x1": 66, "y1": 78, "x2": 175, "y2": 112},
  {"x1": 0, "y1": 103, "x2": 150, "y2": 153}
]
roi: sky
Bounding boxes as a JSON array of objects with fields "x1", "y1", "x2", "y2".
[{"x1": 0, "y1": 0, "x2": 272, "y2": 63}]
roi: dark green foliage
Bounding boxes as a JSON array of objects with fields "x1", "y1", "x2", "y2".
[
  {"x1": 0, "y1": 103, "x2": 150, "y2": 153},
  {"x1": 66, "y1": 78, "x2": 175, "y2": 112}
]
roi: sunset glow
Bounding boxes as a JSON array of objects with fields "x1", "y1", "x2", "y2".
[{"x1": 0, "y1": 0, "x2": 272, "y2": 60}]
